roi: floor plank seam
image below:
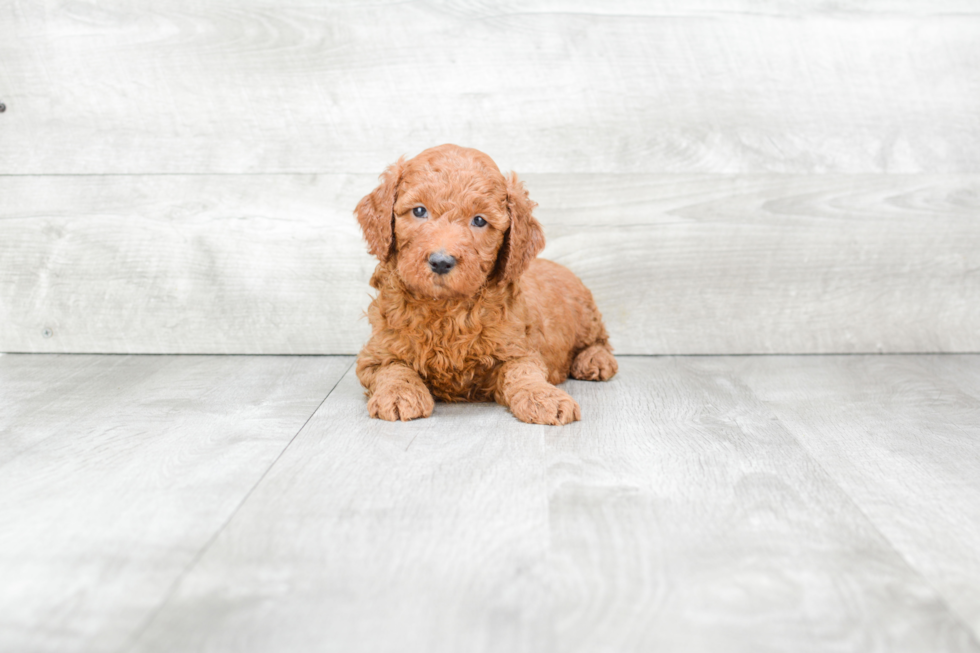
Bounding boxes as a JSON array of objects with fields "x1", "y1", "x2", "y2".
[
  {"x1": 750, "y1": 396, "x2": 980, "y2": 646},
  {"x1": 115, "y1": 357, "x2": 356, "y2": 653}
]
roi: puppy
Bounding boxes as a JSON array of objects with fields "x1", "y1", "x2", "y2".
[{"x1": 354, "y1": 144, "x2": 617, "y2": 425}]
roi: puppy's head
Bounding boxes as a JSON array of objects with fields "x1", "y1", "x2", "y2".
[{"x1": 355, "y1": 144, "x2": 544, "y2": 299}]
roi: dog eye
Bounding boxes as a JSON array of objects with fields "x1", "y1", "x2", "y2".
[
  {"x1": 412, "y1": 206, "x2": 428, "y2": 218},
  {"x1": 471, "y1": 215, "x2": 487, "y2": 228}
]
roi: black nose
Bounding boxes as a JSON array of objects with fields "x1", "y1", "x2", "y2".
[{"x1": 428, "y1": 251, "x2": 456, "y2": 275}]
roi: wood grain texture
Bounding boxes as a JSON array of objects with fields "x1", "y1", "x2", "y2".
[
  {"x1": 128, "y1": 368, "x2": 554, "y2": 653},
  {"x1": 0, "y1": 354, "x2": 352, "y2": 653},
  {"x1": 547, "y1": 356, "x2": 979, "y2": 653},
  {"x1": 732, "y1": 354, "x2": 980, "y2": 641},
  {"x1": 1, "y1": 1, "x2": 978, "y2": 174},
  {"x1": 2, "y1": 174, "x2": 977, "y2": 354},
  {"x1": 126, "y1": 359, "x2": 980, "y2": 653},
  {"x1": 0, "y1": 174, "x2": 376, "y2": 354}
]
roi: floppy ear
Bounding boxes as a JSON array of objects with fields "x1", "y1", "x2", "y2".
[
  {"x1": 496, "y1": 172, "x2": 545, "y2": 283},
  {"x1": 355, "y1": 157, "x2": 406, "y2": 261}
]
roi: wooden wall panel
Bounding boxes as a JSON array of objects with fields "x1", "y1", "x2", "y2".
[
  {"x1": 3, "y1": 174, "x2": 977, "y2": 354},
  {"x1": 0, "y1": 1, "x2": 978, "y2": 174},
  {"x1": 0, "y1": 174, "x2": 375, "y2": 354},
  {"x1": 2, "y1": 2, "x2": 976, "y2": 353}
]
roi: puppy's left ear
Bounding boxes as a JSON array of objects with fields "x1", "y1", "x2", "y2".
[
  {"x1": 496, "y1": 172, "x2": 545, "y2": 283},
  {"x1": 355, "y1": 157, "x2": 406, "y2": 261}
]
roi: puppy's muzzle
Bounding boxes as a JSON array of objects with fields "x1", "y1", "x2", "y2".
[{"x1": 428, "y1": 251, "x2": 456, "y2": 276}]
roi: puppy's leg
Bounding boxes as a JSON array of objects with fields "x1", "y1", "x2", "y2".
[
  {"x1": 571, "y1": 342, "x2": 618, "y2": 381},
  {"x1": 495, "y1": 357, "x2": 581, "y2": 425},
  {"x1": 359, "y1": 360, "x2": 434, "y2": 422}
]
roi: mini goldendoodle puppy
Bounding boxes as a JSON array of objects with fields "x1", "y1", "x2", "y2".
[{"x1": 354, "y1": 144, "x2": 617, "y2": 425}]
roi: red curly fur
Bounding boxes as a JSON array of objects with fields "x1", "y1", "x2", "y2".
[{"x1": 355, "y1": 144, "x2": 617, "y2": 425}]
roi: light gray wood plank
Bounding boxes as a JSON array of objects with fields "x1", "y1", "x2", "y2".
[
  {"x1": 535, "y1": 174, "x2": 980, "y2": 355},
  {"x1": 943, "y1": 356, "x2": 980, "y2": 403},
  {"x1": 732, "y1": 354, "x2": 980, "y2": 641},
  {"x1": 437, "y1": 0, "x2": 980, "y2": 14},
  {"x1": 3, "y1": 174, "x2": 977, "y2": 355},
  {"x1": 0, "y1": 174, "x2": 376, "y2": 354},
  {"x1": 1, "y1": 2, "x2": 978, "y2": 174},
  {"x1": 548, "y1": 357, "x2": 979, "y2": 653},
  {"x1": 129, "y1": 359, "x2": 980, "y2": 653},
  {"x1": 0, "y1": 354, "x2": 352, "y2": 653},
  {"x1": 128, "y1": 367, "x2": 553, "y2": 653},
  {"x1": 0, "y1": 354, "x2": 142, "y2": 466}
]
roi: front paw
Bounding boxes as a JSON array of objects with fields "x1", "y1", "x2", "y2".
[
  {"x1": 367, "y1": 383, "x2": 435, "y2": 422},
  {"x1": 508, "y1": 384, "x2": 581, "y2": 425},
  {"x1": 571, "y1": 344, "x2": 618, "y2": 381}
]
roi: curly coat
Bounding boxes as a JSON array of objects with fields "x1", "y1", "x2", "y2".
[{"x1": 355, "y1": 144, "x2": 617, "y2": 425}]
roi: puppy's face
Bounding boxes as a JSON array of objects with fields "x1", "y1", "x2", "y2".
[
  {"x1": 391, "y1": 153, "x2": 508, "y2": 298},
  {"x1": 356, "y1": 144, "x2": 545, "y2": 299}
]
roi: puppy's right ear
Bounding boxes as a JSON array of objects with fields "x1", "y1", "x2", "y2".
[{"x1": 355, "y1": 157, "x2": 406, "y2": 261}]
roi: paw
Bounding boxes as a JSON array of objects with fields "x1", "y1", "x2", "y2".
[
  {"x1": 509, "y1": 384, "x2": 581, "y2": 425},
  {"x1": 570, "y1": 345, "x2": 618, "y2": 381},
  {"x1": 367, "y1": 382, "x2": 435, "y2": 422}
]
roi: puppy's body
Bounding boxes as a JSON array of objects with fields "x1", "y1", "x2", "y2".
[
  {"x1": 359, "y1": 257, "x2": 609, "y2": 400},
  {"x1": 355, "y1": 145, "x2": 616, "y2": 425}
]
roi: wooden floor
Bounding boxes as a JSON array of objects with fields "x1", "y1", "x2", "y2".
[{"x1": 2, "y1": 353, "x2": 980, "y2": 653}]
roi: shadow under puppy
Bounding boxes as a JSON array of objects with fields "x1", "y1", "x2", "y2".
[{"x1": 355, "y1": 144, "x2": 617, "y2": 425}]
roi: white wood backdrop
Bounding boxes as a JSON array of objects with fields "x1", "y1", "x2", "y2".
[{"x1": 1, "y1": 0, "x2": 978, "y2": 354}]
